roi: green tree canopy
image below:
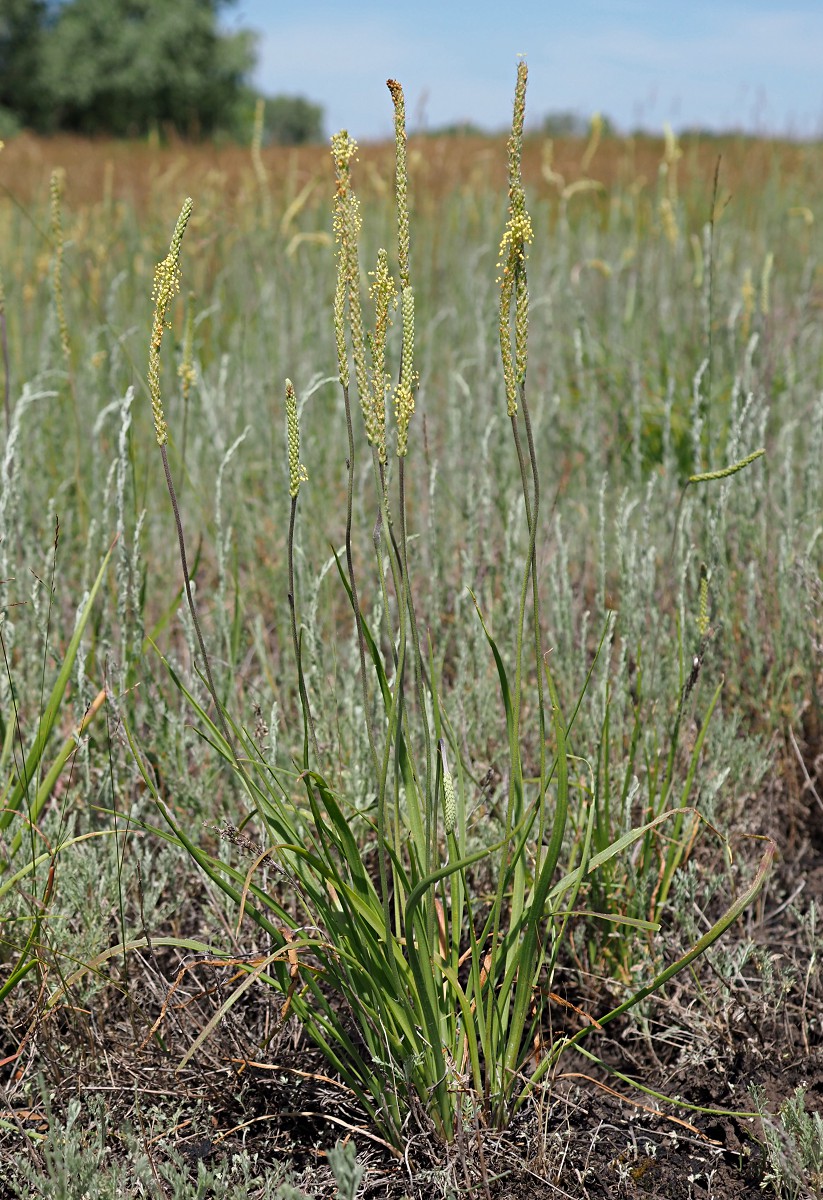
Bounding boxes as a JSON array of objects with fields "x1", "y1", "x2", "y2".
[
  {"x1": 0, "y1": 0, "x2": 51, "y2": 132},
  {"x1": 0, "y1": 0, "x2": 263, "y2": 137},
  {"x1": 0, "y1": 1, "x2": 326, "y2": 141},
  {"x1": 43, "y1": 0, "x2": 255, "y2": 136}
]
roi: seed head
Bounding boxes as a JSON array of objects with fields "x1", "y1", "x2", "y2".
[
  {"x1": 698, "y1": 564, "x2": 710, "y2": 639},
  {"x1": 395, "y1": 286, "x2": 415, "y2": 457},
  {"x1": 50, "y1": 169, "x2": 70, "y2": 364},
  {"x1": 331, "y1": 131, "x2": 369, "y2": 419},
  {"x1": 368, "y1": 249, "x2": 397, "y2": 463},
  {"x1": 439, "y1": 740, "x2": 456, "y2": 834},
  {"x1": 285, "y1": 378, "x2": 308, "y2": 498},
  {"x1": 387, "y1": 79, "x2": 410, "y2": 290},
  {"x1": 498, "y1": 61, "x2": 533, "y2": 416},
  {"x1": 149, "y1": 197, "x2": 193, "y2": 446}
]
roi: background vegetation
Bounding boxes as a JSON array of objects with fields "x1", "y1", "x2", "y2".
[{"x1": 0, "y1": 0, "x2": 323, "y2": 142}]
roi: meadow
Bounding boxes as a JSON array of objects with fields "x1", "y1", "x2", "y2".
[{"x1": 1, "y1": 70, "x2": 822, "y2": 1198}]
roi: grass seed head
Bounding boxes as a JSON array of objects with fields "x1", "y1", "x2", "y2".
[
  {"x1": 443, "y1": 769, "x2": 456, "y2": 835},
  {"x1": 498, "y1": 60, "x2": 533, "y2": 416},
  {"x1": 395, "y1": 286, "x2": 415, "y2": 457},
  {"x1": 331, "y1": 131, "x2": 369, "y2": 422},
  {"x1": 368, "y1": 248, "x2": 397, "y2": 463},
  {"x1": 149, "y1": 196, "x2": 193, "y2": 446},
  {"x1": 698, "y1": 563, "x2": 710, "y2": 639},
  {"x1": 387, "y1": 79, "x2": 410, "y2": 289},
  {"x1": 285, "y1": 378, "x2": 308, "y2": 498},
  {"x1": 50, "y1": 168, "x2": 70, "y2": 363}
]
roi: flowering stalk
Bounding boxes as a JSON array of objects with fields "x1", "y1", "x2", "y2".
[
  {"x1": 285, "y1": 379, "x2": 318, "y2": 762},
  {"x1": 149, "y1": 198, "x2": 236, "y2": 761},
  {"x1": 50, "y1": 170, "x2": 71, "y2": 367},
  {"x1": 330, "y1": 131, "x2": 382, "y2": 783}
]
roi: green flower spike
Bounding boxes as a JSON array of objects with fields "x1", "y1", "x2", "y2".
[{"x1": 285, "y1": 378, "x2": 308, "y2": 497}]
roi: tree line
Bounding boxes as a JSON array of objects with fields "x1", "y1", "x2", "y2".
[{"x1": 0, "y1": 0, "x2": 324, "y2": 142}]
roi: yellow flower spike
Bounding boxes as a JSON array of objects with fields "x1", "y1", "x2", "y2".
[
  {"x1": 395, "y1": 286, "x2": 415, "y2": 457},
  {"x1": 330, "y1": 136, "x2": 355, "y2": 388},
  {"x1": 285, "y1": 378, "x2": 308, "y2": 498},
  {"x1": 368, "y1": 248, "x2": 397, "y2": 463},
  {"x1": 331, "y1": 131, "x2": 369, "y2": 424},
  {"x1": 148, "y1": 197, "x2": 193, "y2": 446},
  {"x1": 515, "y1": 267, "x2": 529, "y2": 386},
  {"x1": 345, "y1": 191, "x2": 370, "y2": 415},
  {"x1": 387, "y1": 79, "x2": 410, "y2": 290},
  {"x1": 498, "y1": 60, "x2": 533, "y2": 417},
  {"x1": 331, "y1": 134, "x2": 352, "y2": 390},
  {"x1": 386, "y1": 80, "x2": 416, "y2": 459},
  {"x1": 333, "y1": 261, "x2": 349, "y2": 390}
]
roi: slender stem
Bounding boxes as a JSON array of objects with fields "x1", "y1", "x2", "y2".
[
  {"x1": 160, "y1": 444, "x2": 236, "y2": 762},
  {"x1": 0, "y1": 306, "x2": 9, "y2": 436},
  {"x1": 287, "y1": 494, "x2": 319, "y2": 764},
  {"x1": 342, "y1": 385, "x2": 380, "y2": 777},
  {"x1": 371, "y1": 454, "x2": 414, "y2": 928},
  {"x1": 702, "y1": 157, "x2": 721, "y2": 472},
  {"x1": 518, "y1": 380, "x2": 548, "y2": 859},
  {"x1": 339, "y1": 378, "x2": 394, "y2": 942},
  {"x1": 507, "y1": 411, "x2": 534, "y2": 831},
  {"x1": 398, "y1": 458, "x2": 433, "y2": 877}
]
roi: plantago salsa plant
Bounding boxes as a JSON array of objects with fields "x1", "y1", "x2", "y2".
[{"x1": 123, "y1": 66, "x2": 774, "y2": 1148}]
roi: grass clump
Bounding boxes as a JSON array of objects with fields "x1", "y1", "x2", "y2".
[{"x1": 120, "y1": 64, "x2": 775, "y2": 1151}]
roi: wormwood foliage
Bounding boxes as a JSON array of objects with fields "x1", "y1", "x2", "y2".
[{"x1": 118, "y1": 66, "x2": 773, "y2": 1149}]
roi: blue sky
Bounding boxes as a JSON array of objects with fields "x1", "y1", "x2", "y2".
[{"x1": 227, "y1": 0, "x2": 823, "y2": 141}]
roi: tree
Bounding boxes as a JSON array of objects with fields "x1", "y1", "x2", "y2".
[
  {"x1": 0, "y1": 0, "x2": 52, "y2": 131},
  {"x1": 262, "y1": 95, "x2": 324, "y2": 146},
  {"x1": 2, "y1": 0, "x2": 257, "y2": 137}
]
